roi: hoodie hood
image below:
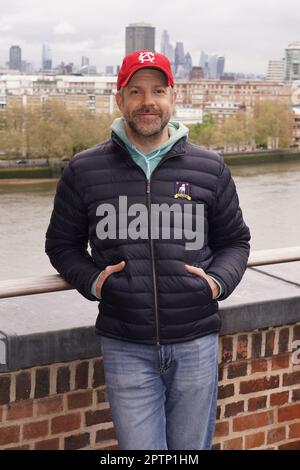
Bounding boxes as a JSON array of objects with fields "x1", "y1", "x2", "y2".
[{"x1": 111, "y1": 116, "x2": 189, "y2": 179}]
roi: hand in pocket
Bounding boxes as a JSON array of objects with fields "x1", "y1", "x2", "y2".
[
  {"x1": 96, "y1": 260, "x2": 126, "y2": 298},
  {"x1": 184, "y1": 264, "x2": 219, "y2": 300}
]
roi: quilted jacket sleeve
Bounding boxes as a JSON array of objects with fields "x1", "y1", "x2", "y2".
[
  {"x1": 45, "y1": 161, "x2": 101, "y2": 301},
  {"x1": 206, "y1": 159, "x2": 251, "y2": 300}
]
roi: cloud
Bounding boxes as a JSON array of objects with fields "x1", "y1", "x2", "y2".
[
  {"x1": 53, "y1": 22, "x2": 76, "y2": 35},
  {"x1": 0, "y1": 17, "x2": 13, "y2": 33},
  {"x1": 54, "y1": 39, "x2": 96, "y2": 55},
  {"x1": 0, "y1": 0, "x2": 300, "y2": 73}
]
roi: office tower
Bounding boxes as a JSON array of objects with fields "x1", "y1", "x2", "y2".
[
  {"x1": 207, "y1": 54, "x2": 220, "y2": 79},
  {"x1": 160, "y1": 30, "x2": 174, "y2": 63},
  {"x1": 21, "y1": 61, "x2": 33, "y2": 73},
  {"x1": 125, "y1": 23, "x2": 155, "y2": 54},
  {"x1": 42, "y1": 44, "x2": 52, "y2": 70},
  {"x1": 80, "y1": 64, "x2": 97, "y2": 75},
  {"x1": 266, "y1": 59, "x2": 285, "y2": 82},
  {"x1": 200, "y1": 51, "x2": 208, "y2": 69},
  {"x1": 200, "y1": 51, "x2": 225, "y2": 79},
  {"x1": 175, "y1": 42, "x2": 185, "y2": 69},
  {"x1": 105, "y1": 65, "x2": 114, "y2": 75},
  {"x1": 216, "y1": 56, "x2": 225, "y2": 79},
  {"x1": 9, "y1": 45, "x2": 22, "y2": 70},
  {"x1": 57, "y1": 62, "x2": 74, "y2": 74},
  {"x1": 184, "y1": 52, "x2": 193, "y2": 78},
  {"x1": 285, "y1": 42, "x2": 300, "y2": 81},
  {"x1": 161, "y1": 30, "x2": 170, "y2": 56},
  {"x1": 81, "y1": 56, "x2": 90, "y2": 67}
]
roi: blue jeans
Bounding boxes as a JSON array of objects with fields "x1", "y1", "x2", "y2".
[{"x1": 99, "y1": 333, "x2": 219, "y2": 450}]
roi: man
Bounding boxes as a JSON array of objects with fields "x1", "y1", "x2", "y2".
[{"x1": 45, "y1": 50, "x2": 251, "y2": 450}]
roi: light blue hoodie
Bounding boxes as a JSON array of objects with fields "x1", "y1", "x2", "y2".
[{"x1": 110, "y1": 116, "x2": 189, "y2": 179}]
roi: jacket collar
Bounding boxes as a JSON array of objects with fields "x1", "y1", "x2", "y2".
[{"x1": 111, "y1": 130, "x2": 187, "y2": 166}]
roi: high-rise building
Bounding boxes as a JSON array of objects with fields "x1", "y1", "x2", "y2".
[
  {"x1": 285, "y1": 42, "x2": 300, "y2": 81},
  {"x1": 21, "y1": 61, "x2": 33, "y2": 73},
  {"x1": 57, "y1": 62, "x2": 74, "y2": 74},
  {"x1": 200, "y1": 51, "x2": 225, "y2": 79},
  {"x1": 216, "y1": 56, "x2": 225, "y2": 79},
  {"x1": 184, "y1": 52, "x2": 193, "y2": 79},
  {"x1": 125, "y1": 22, "x2": 155, "y2": 55},
  {"x1": 175, "y1": 42, "x2": 185, "y2": 70},
  {"x1": 160, "y1": 30, "x2": 170, "y2": 56},
  {"x1": 42, "y1": 44, "x2": 52, "y2": 71},
  {"x1": 80, "y1": 57, "x2": 96, "y2": 74},
  {"x1": 208, "y1": 54, "x2": 218, "y2": 79},
  {"x1": 105, "y1": 66, "x2": 114, "y2": 75},
  {"x1": 81, "y1": 56, "x2": 90, "y2": 67},
  {"x1": 200, "y1": 52, "x2": 208, "y2": 69},
  {"x1": 79, "y1": 64, "x2": 97, "y2": 75},
  {"x1": 266, "y1": 59, "x2": 285, "y2": 82},
  {"x1": 160, "y1": 30, "x2": 175, "y2": 64},
  {"x1": 9, "y1": 45, "x2": 22, "y2": 70}
]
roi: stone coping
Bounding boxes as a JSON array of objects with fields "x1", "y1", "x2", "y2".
[{"x1": 0, "y1": 262, "x2": 299, "y2": 372}]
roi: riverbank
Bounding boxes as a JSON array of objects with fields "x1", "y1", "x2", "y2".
[
  {"x1": 0, "y1": 178, "x2": 58, "y2": 185},
  {"x1": 0, "y1": 167, "x2": 53, "y2": 179},
  {"x1": 222, "y1": 149, "x2": 300, "y2": 165},
  {"x1": 1, "y1": 150, "x2": 300, "y2": 179}
]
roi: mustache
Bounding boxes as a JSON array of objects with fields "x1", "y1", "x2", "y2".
[{"x1": 134, "y1": 108, "x2": 161, "y2": 115}]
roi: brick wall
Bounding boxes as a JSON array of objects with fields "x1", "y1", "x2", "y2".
[
  {"x1": 213, "y1": 323, "x2": 300, "y2": 450},
  {"x1": 0, "y1": 323, "x2": 300, "y2": 450},
  {"x1": 0, "y1": 358, "x2": 118, "y2": 450}
]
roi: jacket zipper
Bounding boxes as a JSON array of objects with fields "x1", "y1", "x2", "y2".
[
  {"x1": 146, "y1": 178, "x2": 160, "y2": 348},
  {"x1": 112, "y1": 133, "x2": 186, "y2": 347},
  {"x1": 146, "y1": 151, "x2": 184, "y2": 349}
]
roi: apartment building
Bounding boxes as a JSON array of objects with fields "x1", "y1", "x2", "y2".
[
  {"x1": 0, "y1": 74, "x2": 296, "y2": 124},
  {"x1": 0, "y1": 75, "x2": 118, "y2": 114},
  {"x1": 290, "y1": 105, "x2": 300, "y2": 147}
]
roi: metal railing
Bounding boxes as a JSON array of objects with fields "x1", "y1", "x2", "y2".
[{"x1": 0, "y1": 246, "x2": 299, "y2": 299}]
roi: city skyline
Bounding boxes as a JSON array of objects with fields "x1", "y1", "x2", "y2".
[{"x1": 0, "y1": 0, "x2": 299, "y2": 74}]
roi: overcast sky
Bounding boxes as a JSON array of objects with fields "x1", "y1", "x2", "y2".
[{"x1": 0, "y1": 0, "x2": 299, "y2": 74}]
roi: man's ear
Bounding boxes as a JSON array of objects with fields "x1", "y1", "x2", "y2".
[
  {"x1": 115, "y1": 91, "x2": 123, "y2": 112},
  {"x1": 171, "y1": 90, "x2": 177, "y2": 114},
  {"x1": 172, "y1": 90, "x2": 177, "y2": 105}
]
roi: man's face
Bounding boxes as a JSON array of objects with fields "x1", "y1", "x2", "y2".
[{"x1": 116, "y1": 68, "x2": 176, "y2": 138}]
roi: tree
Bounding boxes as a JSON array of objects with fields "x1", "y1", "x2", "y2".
[
  {"x1": 26, "y1": 100, "x2": 74, "y2": 158},
  {"x1": 217, "y1": 111, "x2": 252, "y2": 152},
  {"x1": 68, "y1": 110, "x2": 112, "y2": 154},
  {"x1": 0, "y1": 104, "x2": 24, "y2": 156},
  {"x1": 251, "y1": 100, "x2": 292, "y2": 149},
  {"x1": 188, "y1": 112, "x2": 219, "y2": 148}
]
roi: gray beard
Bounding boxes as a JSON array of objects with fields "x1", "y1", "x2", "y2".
[{"x1": 126, "y1": 114, "x2": 170, "y2": 139}]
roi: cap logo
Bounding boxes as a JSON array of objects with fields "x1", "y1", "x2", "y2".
[{"x1": 138, "y1": 51, "x2": 155, "y2": 64}]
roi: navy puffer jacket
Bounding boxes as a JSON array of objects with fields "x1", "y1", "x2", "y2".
[{"x1": 45, "y1": 132, "x2": 251, "y2": 345}]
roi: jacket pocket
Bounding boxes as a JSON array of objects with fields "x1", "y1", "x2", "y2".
[
  {"x1": 185, "y1": 262, "x2": 213, "y2": 303},
  {"x1": 100, "y1": 273, "x2": 114, "y2": 298},
  {"x1": 199, "y1": 275, "x2": 213, "y2": 302}
]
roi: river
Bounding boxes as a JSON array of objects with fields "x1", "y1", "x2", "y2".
[{"x1": 0, "y1": 160, "x2": 299, "y2": 281}]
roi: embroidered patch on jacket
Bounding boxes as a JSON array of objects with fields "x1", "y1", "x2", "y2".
[{"x1": 174, "y1": 181, "x2": 192, "y2": 201}]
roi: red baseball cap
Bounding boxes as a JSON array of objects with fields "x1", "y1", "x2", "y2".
[{"x1": 117, "y1": 50, "x2": 174, "y2": 90}]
